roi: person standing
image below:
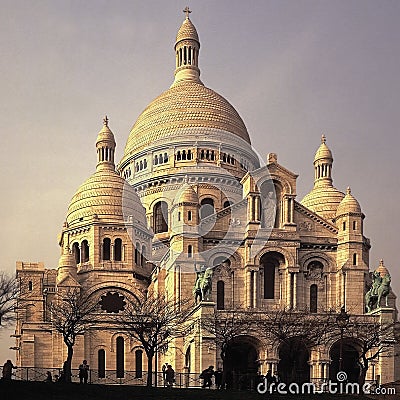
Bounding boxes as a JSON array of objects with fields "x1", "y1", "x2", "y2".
[
  {"x1": 214, "y1": 367, "x2": 223, "y2": 389},
  {"x1": 165, "y1": 364, "x2": 175, "y2": 388},
  {"x1": 78, "y1": 359, "x2": 89, "y2": 384},
  {"x1": 2, "y1": 360, "x2": 16, "y2": 381}
]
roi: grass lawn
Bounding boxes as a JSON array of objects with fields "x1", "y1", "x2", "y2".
[{"x1": 0, "y1": 380, "x2": 374, "y2": 400}]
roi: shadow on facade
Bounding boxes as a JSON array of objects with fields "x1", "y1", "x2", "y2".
[
  {"x1": 278, "y1": 337, "x2": 310, "y2": 385},
  {"x1": 329, "y1": 339, "x2": 360, "y2": 383}
]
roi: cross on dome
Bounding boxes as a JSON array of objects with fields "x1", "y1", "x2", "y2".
[
  {"x1": 103, "y1": 115, "x2": 109, "y2": 126},
  {"x1": 321, "y1": 134, "x2": 326, "y2": 144},
  {"x1": 183, "y1": 6, "x2": 191, "y2": 19}
]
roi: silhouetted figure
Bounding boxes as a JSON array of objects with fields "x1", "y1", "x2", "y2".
[
  {"x1": 200, "y1": 365, "x2": 214, "y2": 388},
  {"x1": 2, "y1": 360, "x2": 16, "y2": 381},
  {"x1": 79, "y1": 359, "x2": 89, "y2": 384},
  {"x1": 165, "y1": 364, "x2": 175, "y2": 387},
  {"x1": 45, "y1": 371, "x2": 53, "y2": 382},
  {"x1": 214, "y1": 367, "x2": 223, "y2": 389}
]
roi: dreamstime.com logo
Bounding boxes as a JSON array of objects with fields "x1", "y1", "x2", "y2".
[{"x1": 257, "y1": 371, "x2": 397, "y2": 396}]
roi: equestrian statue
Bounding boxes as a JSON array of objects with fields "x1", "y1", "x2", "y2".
[
  {"x1": 193, "y1": 265, "x2": 214, "y2": 303},
  {"x1": 365, "y1": 270, "x2": 391, "y2": 312}
]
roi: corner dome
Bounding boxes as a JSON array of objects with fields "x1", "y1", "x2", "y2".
[
  {"x1": 66, "y1": 119, "x2": 148, "y2": 227},
  {"x1": 123, "y1": 81, "x2": 251, "y2": 156},
  {"x1": 301, "y1": 186, "x2": 345, "y2": 220},
  {"x1": 66, "y1": 170, "x2": 147, "y2": 227},
  {"x1": 336, "y1": 187, "x2": 362, "y2": 216}
]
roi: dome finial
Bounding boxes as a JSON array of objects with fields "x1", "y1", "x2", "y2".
[
  {"x1": 183, "y1": 6, "x2": 192, "y2": 19},
  {"x1": 347, "y1": 187, "x2": 351, "y2": 195},
  {"x1": 321, "y1": 134, "x2": 326, "y2": 144},
  {"x1": 103, "y1": 115, "x2": 109, "y2": 127}
]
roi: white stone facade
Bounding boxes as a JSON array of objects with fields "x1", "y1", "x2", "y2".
[{"x1": 14, "y1": 11, "x2": 399, "y2": 386}]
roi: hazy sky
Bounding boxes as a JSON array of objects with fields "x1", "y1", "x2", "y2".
[{"x1": 1, "y1": 0, "x2": 399, "y2": 362}]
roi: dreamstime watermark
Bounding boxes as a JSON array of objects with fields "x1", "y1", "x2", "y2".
[{"x1": 257, "y1": 371, "x2": 397, "y2": 396}]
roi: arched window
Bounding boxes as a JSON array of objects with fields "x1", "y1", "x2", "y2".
[
  {"x1": 154, "y1": 201, "x2": 168, "y2": 233},
  {"x1": 139, "y1": 160, "x2": 143, "y2": 170},
  {"x1": 28, "y1": 281, "x2": 33, "y2": 291},
  {"x1": 274, "y1": 183, "x2": 282, "y2": 228},
  {"x1": 185, "y1": 346, "x2": 191, "y2": 372},
  {"x1": 217, "y1": 281, "x2": 225, "y2": 310},
  {"x1": 135, "y1": 350, "x2": 143, "y2": 378},
  {"x1": 187, "y1": 150, "x2": 192, "y2": 160},
  {"x1": 81, "y1": 240, "x2": 89, "y2": 263},
  {"x1": 135, "y1": 242, "x2": 140, "y2": 265},
  {"x1": 343, "y1": 221, "x2": 346, "y2": 231},
  {"x1": 353, "y1": 221, "x2": 357, "y2": 230},
  {"x1": 188, "y1": 210, "x2": 192, "y2": 221},
  {"x1": 154, "y1": 156, "x2": 158, "y2": 165},
  {"x1": 200, "y1": 198, "x2": 214, "y2": 219},
  {"x1": 143, "y1": 159, "x2": 147, "y2": 169},
  {"x1": 114, "y1": 238, "x2": 122, "y2": 261},
  {"x1": 116, "y1": 336, "x2": 124, "y2": 378},
  {"x1": 141, "y1": 245, "x2": 146, "y2": 267},
  {"x1": 188, "y1": 245, "x2": 192, "y2": 258},
  {"x1": 223, "y1": 200, "x2": 233, "y2": 208},
  {"x1": 176, "y1": 151, "x2": 181, "y2": 161},
  {"x1": 182, "y1": 150, "x2": 187, "y2": 160},
  {"x1": 103, "y1": 238, "x2": 111, "y2": 261},
  {"x1": 353, "y1": 253, "x2": 357, "y2": 266},
  {"x1": 261, "y1": 252, "x2": 282, "y2": 299},
  {"x1": 164, "y1": 153, "x2": 168, "y2": 163},
  {"x1": 98, "y1": 349, "x2": 105, "y2": 378},
  {"x1": 72, "y1": 242, "x2": 80, "y2": 264},
  {"x1": 310, "y1": 284, "x2": 318, "y2": 313}
]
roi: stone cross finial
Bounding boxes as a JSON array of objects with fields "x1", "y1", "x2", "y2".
[
  {"x1": 321, "y1": 134, "x2": 326, "y2": 144},
  {"x1": 183, "y1": 6, "x2": 191, "y2": 18},
  {"x1": 103, "y1": 115, "x2": 109, "y2": 126},
  {"x1": 347, "y1": 187, "x2": 351, "y2": 195}
]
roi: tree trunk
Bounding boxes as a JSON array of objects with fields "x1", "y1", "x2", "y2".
[
  {"x1": 64, "y1": 345, "x2": 74, "y2": 383},
  {"x1": 146, "y1": 354, "x2": 154, "y2": 387}
]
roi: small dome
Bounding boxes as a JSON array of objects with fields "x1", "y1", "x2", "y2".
[
  {"x1": 176, "y1": 16, "x2": 199, "y2": 45},
  {"x1": 301, "y1": 186, "x2": 345, "y2": 220},
  {"x1": 375, "y1": 259, "x2": 389, "y2": 277},
  {"x1": 96, "y1": 117, "x2": 116, "y2": 146},
  {"x1": 314, "y1": 135, "x2": 333, "y2": 162},
  {"x1": 66, "y1": 170, "x2": 147, "y2": 227},
  {"x1": 178, "y1": 183, "x2": 198, "y2": 204},
  {"x1": 58, "y1": 250, "x2": 76, "y2": 269},
  {"x1": 336, "y1": 187, "x2": 362, "y2": 216}
]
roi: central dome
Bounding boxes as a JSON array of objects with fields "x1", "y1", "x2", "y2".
[
  {"x1": 123, "y1": 13, "x2": 250, "y2": 158},
  {"x1": 124, "y1": 80, "x2": 250, "y2": 156}
]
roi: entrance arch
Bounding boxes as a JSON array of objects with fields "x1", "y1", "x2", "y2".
[
  {"x1": 278, "y1": 337, "x2": 310, "y2": 384},
  {"x1": 329, "y1": 339, "x2": 360, "y2": 383},
  {"x1": 225, "y1": 336, "x2": 259, "y2": 389}
]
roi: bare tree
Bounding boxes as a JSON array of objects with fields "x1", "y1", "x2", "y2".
[
  {"x1": 339, "y1": 315, "x2": 398, "y2": 387},
  {"x1": 257, "y1": 307, "x2": 336, "y2": 383},
  {"x1": 0, "y1": 272, "x2": 18, "y2": 327},
  {"x1": 118, "y1": 292, "x2": 193, "y2": 387},
  {"x1": 46, "y1": 288, "x2": 99, "y2": 382},
  {"x1": 202, "y1": 306, "x2": 254, "y2": 386}
]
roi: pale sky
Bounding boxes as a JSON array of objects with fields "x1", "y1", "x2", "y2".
[{"x1": 1, "y1": 0, "x2": 399, "y2": 362}]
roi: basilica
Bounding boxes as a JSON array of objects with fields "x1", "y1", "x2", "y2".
[{"x1": 14, "y1": 10, "x2": 399, "y2": 386}]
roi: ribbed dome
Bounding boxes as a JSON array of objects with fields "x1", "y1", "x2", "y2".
[
  {"x1": 66, "y1": 170, "x2": 147, "y2": 227},
  {"x1": 124, "y1": 80, "x2": 250, "y2": 155},
  {"x1": 314, "y1": 135, "x2": 332, "y2": 162},
  {"x1": 301, "y1": 186, "x2": 345, "y2": 220},
  {"x1": 336, "y1": 187, "x2": 361, "y2": 216},
  {"x1": 176, "y1": 16, "x2": 199, "y2": 44}
]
